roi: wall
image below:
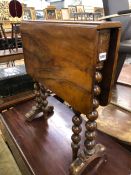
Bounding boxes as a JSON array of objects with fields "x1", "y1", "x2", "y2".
[
  {"x1": 50, "y1": 1, "x2": 64, "y2": 9},
  {"x1": 19, "y1": 0, "x2": 50, "y2": 9},
  {"x1": 64, "y1": 0, "x2": 82, "y2": 7}
]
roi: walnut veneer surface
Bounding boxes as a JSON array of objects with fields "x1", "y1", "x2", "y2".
[{"x1": 21, "y1": 21, "x2": 121, "y2": 115}]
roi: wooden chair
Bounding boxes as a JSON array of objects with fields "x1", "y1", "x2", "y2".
[
  {"x1": 68, "y1": 5, "x2": 77, "y2": 19},
  {"x1": 44, "y1": 6, "x2": 56, "y2": 20},
  {"x1": 76, "y1": 5, "x2": 85, "y2": 13},
  {"x1": 0, "y1": 23, "x2": 10, "y2": 52},
  {"x1": 23, "y1": 7, "x2": 36, "y2": 20},
  {"x1": 21, "y1": 20, "x2": 121, "y2": 175},
  {"x1": 10, "y1": 22, "x2": 22, "y2": 52}
]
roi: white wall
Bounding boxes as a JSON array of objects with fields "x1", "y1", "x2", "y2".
[
  {"x1": 64, "y1": 0, "x2": 80, "y2": 7},
  {"x1": 19, "y1": 0, "x2": 50, "y2": 9},
  {"x1": 64, "y1": 0, "x2": 103, "y2": 8},
  {"x1": 21, "y1": 0, "x2": 131, "y2": 9},
  {"x1": 82, "y1": 0, "x2": 103, "y2": 7}
]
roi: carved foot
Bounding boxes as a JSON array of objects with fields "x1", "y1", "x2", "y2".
[
  {"x1": 25, "y1": 105, "x2": 43, "y2": 121},
  {"x1": 70, "y1": 144, "x2": 106, "y2": 175},
  {"x1": 25, "y1": 82, "x2": 54, "y2": 122},
  {"x1": 42, "y1": 105, "x2": 54, "y2": 119},
  {"x1": 25, "y1": 105, "x2": 54, "y2": 121}
]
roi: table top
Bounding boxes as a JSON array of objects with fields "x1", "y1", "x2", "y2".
[
  {"x1": 21, "y1": 21, "x2": 121, "y2": 115},
  {"x1": 73, "y1": 12, "x2": 102, "y2": 15}
]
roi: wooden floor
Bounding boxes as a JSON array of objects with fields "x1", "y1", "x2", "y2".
[
  {"x1": 111, "y1": 84, "x2": 131, "y2": 112},
  {"x1": 96, "y1": 61, "x2": 131, "y2": 144},
  {"x1": 1, "y1": 97, "x2": 131, "y2": 175},
  {"x1": 118, "y1": 64, "x2": 131, "y2": 86},
  {"x1": 96, "y1": 84, "x2": 131, "y2": 144}
]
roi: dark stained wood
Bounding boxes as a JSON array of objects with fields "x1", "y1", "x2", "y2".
[
  {"x1": 25, "y1": 82, "x2": 54, "y2": 121},
  {"x1": 1, "y1": 98, "x2": 131, "y2": 175},
  {"x1": 99, "y1": 27, "x2": 121, "y2": 105},
  {"x1": 21, "y1": 21, "x2": 121, "y2": 115},
  {"x1": 0, "y1": 90, "x2": 35, "y2": 112},
  {"x1": 71, "y1": 111, "x2": 82, "y2": 160}
]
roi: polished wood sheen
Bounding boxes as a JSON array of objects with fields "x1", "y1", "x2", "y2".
[
  {"x1": 1, "y1": 98, "x2": 131, "y2": 175},
  {"x1": 21, "y1": 21, "x2": 121, "y2": 115}
]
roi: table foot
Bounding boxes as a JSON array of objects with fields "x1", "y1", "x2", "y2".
[{"x1": 70, "y1": 144, "x2": 106, "y2": 175}]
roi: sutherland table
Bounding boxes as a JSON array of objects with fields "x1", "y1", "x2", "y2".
[
  {"x1": 0, "y1": 20, "x2": 131, "y2": 175},
  {"x1": 20, "y1": 21, "x2": 123, "y2": 174}
]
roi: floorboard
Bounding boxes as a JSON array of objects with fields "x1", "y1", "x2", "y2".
[
  {"x1": 118, "y1": 64, "x2": 131, "y2": 86},
  {"x1": 111, "y1": 84, "x2": 131, "y2": 112}
]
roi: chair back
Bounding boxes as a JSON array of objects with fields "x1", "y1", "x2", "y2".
[{"x1": 102, "y1": 0, "x2": 131, "y2": 40}]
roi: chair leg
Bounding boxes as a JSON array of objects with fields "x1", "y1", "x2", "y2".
[{"x1": 114, "y1": 52, "x2": 127, "y2": 83}]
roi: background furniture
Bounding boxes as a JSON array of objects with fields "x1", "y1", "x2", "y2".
[
  {"x1": 102, "y1": 0, "x2": 131, "y2": 82},
  {"x1": 44, "y1": 6, "x2": 56, "y2": 20},
  {"x1": 61, "y1": 8, "x2": 70, "y2": 20},
  {"x1": 0, "y1": 49, "x2": 34, "y2": 111},
  {"x1": 23, "y1": 6, "x2": 36, "y2": 20},
  {"x1": 74, "y1": 11, "x2": 101, "y2": 21},
  {"x1": 68, "y1": 5, "x2": 77, "y2": 19},
  {"x1": 11, "y1": 22, "x2": 22, "y2": 51},
  {"x1": 0, "y1": 23, "x2": 10, "y2": 51},
  {"x1": 76, "y1": 5, "x2": 85, "y2": 13},
  {"x1": 0, "y1": 65, "x2": 33, "y2": 98},
  {"x1": 0, "y1": 48, "x2": 23, "y2": 63}
]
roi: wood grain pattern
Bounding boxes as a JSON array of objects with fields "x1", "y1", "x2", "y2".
[
  {"x1": 21, "y1": 21, "x2": 121, "y2": 115},
  {"x1": 1, "y1": 98, "x2": 131, "y2": 175}
]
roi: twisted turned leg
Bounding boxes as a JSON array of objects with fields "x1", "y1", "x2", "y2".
[
  {"x1": 39, "y1": 83, "x2": 54, "y2": 118},
  {"x1": 71, "y1": 111, "x2": 82, "y2": 160},
  {"x1": 70, "y1": 63, "x2": 106, "y2": 175},
  {"x1": 25, "y1": 82, "x2": 54, "y2": 121}
]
